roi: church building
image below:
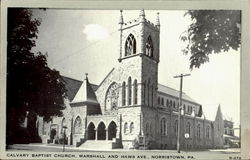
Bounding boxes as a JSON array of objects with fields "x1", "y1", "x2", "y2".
[{"x1": 38, "y1": 10, "x2": 224, "y2": 150}]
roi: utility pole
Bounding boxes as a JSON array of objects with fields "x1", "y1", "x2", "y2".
[{"x1": 174, "y1": 73, "x2": 191, "y2": 153}]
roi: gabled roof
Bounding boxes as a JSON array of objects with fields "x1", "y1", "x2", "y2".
[
  {"x1": 62, "y1": 76, "x2": 82, "y2": 101},
  {"x1": 62, "y1": 76, "x2": 199, "y2": 106},
  {"x1": 62, "y1": 76, "x2": 98, "y2": 102},
  {"x1": 158, "y1": 84, "x2": 199, "y2": 105},
  {"x1": 98, "y1": 68, "x2": 115, "y2": 88}
]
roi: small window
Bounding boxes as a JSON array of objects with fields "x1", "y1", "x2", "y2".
[
  {"x1": 128, "y1": 77, "x2": 132, "y2": 105},
  {"x1": 160, "y1": 118, "x2": 167, "y2": 136},
  {"x1": 197, "y1": 124, "x2": 201, "y2": 138},
  {"x1": 146, "y1": 123, "x2": 149, "y2": 135},
  {"x1": 186, "y1": 122, "x2": 191, "y2": 136},
  {"x1": 124, "y1": 122, "x2": 128, "y2": 134},
  {"x1": 130, "y1": 122, "x2": 134, "y2": 134},
  {"x1": 206, "y1": 126, "x2": 210, "y2": 138},
  {"x1": 122, "y1": 82, "x2": 126, "y2": 106},
  {"x1": 146, "y1": 36, "x2": 153, "y2": 57},
  {"x1": 161, "y1": 98, "x2": 164, "y2": 106},
  {"x1": 158, "y1": 97, "x2": 161, "y2": 105},
  {"x1": 133, "y1": 80, "x2": 138, "y2": 104}
]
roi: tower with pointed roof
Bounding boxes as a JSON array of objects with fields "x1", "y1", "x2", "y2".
[{"x1": 213, "y1": 104, "x2": 224, "y2": 148}]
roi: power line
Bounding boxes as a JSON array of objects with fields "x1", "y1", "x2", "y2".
[{"x1": 52, "y1": 30, "x2": 118, "y2": 65}]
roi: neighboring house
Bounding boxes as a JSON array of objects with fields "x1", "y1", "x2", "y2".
[
  {"x1": 37, "y1": 10, "x2": 225, "y2": 150},
  {"x1": 223, "y1": 119, "x2": 240, "y2": 148}
]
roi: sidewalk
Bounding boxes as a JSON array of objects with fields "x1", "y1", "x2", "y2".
[{"x1": 7, "y1": 143, "x2": 240, "y2": 153}]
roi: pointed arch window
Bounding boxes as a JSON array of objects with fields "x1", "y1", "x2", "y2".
[
  {"x1": 146, "y1": 36, "x2": 153, "y2": 57},
  {"x1": 161, "y1": 98, "x2": 164, "y2": 106},
  {"x1": 105, "y1": 82, "x2": 119, "y2": 110},
  {"x1": 128, "y1": 77, "x2": 132, "y2": 105},
  {"x1": 186, "y1": 122, "x2": 191, "y2": 136},
  {"x1": 74, "y1": 116, "x2": 82, "y2": 134},
  {"x1": 125, "y1": 34, "x2": 136, "y2": 56},
  {"x1": 146, "y1": 123, "x2": 149, "y2": 135},
  {"x1": 206, "y1": 126, "x2": 210, "y2": 138},
  {"x1": 197, "y1": 124, "x2": 201, "y2": 138},
  {"x1": 133, "y1": 79, "x2": 138, "y2": 104},
  {"x1": 122, "y1": 82, "x2": 126, "y2": 106},
  {"x1": 124, "y1": 122, "x2": 128, "y2": 134},
  {"x1": 130, "y1": 122, "x2": 134, "y2": 134},
  {"x1": 160, "y1": 118, "x2": 167, "y2": 136}
]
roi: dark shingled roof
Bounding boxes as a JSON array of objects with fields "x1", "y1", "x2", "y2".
[
  {"x1": 158, "y1": 84, "x2": 199, "y2": 105},
  {"x1": 62, "y1": 76, "x2": 199, "y2": 106},
  {"x1": 62, "y1": 76, "x2": 98, "y2": 102}
]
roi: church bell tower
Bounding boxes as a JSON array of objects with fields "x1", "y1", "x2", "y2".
[{"x1": 118, "y1": 10, "x2": 160, "y2": 108}]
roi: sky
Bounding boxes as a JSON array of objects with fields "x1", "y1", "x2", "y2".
[{"x1": 32, "y1": 9, "x2": 240, "y2": 129}]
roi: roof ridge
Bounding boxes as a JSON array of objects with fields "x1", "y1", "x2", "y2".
[
  {"x1": 61, "y1": 75, "x2": 83, "y2": 83},
  {"x1": 90, "y1": 83, "x2": 98, "y2": 87},
  {"x1": 158, "y1": 83, "x2": 187, "y2": 94}
]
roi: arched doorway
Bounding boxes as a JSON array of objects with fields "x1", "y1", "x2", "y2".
[
  {"x1": 50, "y1": 129, "x2": 57, "y2": 142},
  {"x1": 87, "y1": 122, "x2": 95, "y2": 140},
  {"x1": 97, "y1": 122, "x2": 106, "y2": 140},
  {"x1": 108, "y1": 121, "x2": 117, "y2": 140}
]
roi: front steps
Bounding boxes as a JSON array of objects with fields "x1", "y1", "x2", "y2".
[{"x1": 78, "y1": 139, "x2": 122, "y2": 150}]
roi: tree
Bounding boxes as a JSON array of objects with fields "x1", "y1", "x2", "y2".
[
  {"x1": 180, "y1": 10, "x2": 241, "y2": 69},
  {"x1": 7, "y1": 8, "x2": 67, "y2": 144}
]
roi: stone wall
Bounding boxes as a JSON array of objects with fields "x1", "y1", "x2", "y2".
[{"x1": 118, "y1": 106, "x2": 142, "y2": 149}]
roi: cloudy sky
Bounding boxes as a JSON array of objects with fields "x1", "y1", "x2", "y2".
[{"x1": 32, "y1": 9, "x2": 240, "y2": 127}]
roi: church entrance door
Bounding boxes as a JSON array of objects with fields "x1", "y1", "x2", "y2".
[
  {"x1": 108, "y1": 121, "x2": 117, "y2": 140},
  {"x1": 50, "y1": 129, "x2": 57, "y2": 143},
  {"x1": 87, "y1": 122, "x2": 95, "y2": 140},
  {"x1": 97, "y1": 122, "x2": 106, "y2": 140}
]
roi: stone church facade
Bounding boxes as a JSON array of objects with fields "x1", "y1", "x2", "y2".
[{"x1": 37, "y1": 10, "x2": 224, "y2": 150}]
